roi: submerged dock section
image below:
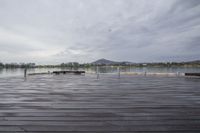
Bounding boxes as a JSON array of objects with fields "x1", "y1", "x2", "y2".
[
  {"x1": 52, "y1": 70, "x2": 85, "y2": 75},
  {"x1": 28, "y1": 70, "x2": 85, "y2": 76},
  {"x1": 185, "y1": 73, "x2": 200, "y2": 77},
  {"x1": 27, "y1": 70, "x2": 200, "y2": 78}
]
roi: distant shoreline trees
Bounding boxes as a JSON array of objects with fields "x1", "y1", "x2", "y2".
[
  {"x1": 0, "y1": 62, "x2": 36, "y2": 68},
  {"x1": 0, "y1": 61, "x2": 200, "y2": 69}
]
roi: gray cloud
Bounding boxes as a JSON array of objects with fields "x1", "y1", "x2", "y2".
[{"x1": 0, "y1": 0, "x2": 200, "y2": 64}]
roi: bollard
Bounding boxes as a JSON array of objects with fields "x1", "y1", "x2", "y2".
[
  {"x1": 144, "y1": 71, "x2": 147, "y2": 76},
  {"x1": 118, "y1": 66, "x2": 120, "y2": 79}
]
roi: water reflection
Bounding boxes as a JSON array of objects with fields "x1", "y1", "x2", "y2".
[{"x1": 0, "y1": 68, "x2": 3, "y2": 75}]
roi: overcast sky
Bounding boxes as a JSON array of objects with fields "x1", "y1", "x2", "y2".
[{"x1": 0, "y1": 0, "x2": 200, "y2": 64}]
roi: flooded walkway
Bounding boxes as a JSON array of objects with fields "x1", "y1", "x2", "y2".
[{"x1": 0, "y1": 74, "x2": 200, "y2": 132}]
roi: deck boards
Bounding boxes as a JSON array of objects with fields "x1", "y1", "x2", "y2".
[{"x1": 0, "y1": 74, "x2": 200, "y2": 132}]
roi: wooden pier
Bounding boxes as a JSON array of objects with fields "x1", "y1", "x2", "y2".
[
  {"x1": 27, "y1": 71, "x2": 85, "y2": 76},
  {"x1": 28, "y1": 72, "x2": 50, "y2": 76},
  {"x1": 52, "y1": 70, "x2": 85, "y2": 75},
  {"x1": 185, "y1": 73, "x2": 200, "y2": 77},
  {"x1": 26, "y1": 70, "x2": 200, "y2": 78}
]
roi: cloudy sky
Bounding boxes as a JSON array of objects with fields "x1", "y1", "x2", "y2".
[{"x1": 0, "y1": 0, "x2": 200, "y2": 64}]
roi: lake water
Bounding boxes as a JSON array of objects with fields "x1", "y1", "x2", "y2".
[
  {"x1": 0, "y1": 66, "x2": 200, "y2": 77},
  {"x1": 0, "y1": 72, "x2": 199, "y2": 132},
  {"x1": 0, "y1": 66, "x2": 199, "y2": 132}
]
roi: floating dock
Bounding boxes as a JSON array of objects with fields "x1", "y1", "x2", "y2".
[
  {"x1": 52, "y1": 70, "x2": 85, "y2": 75},
  {"x1": 27, "y1": 71, "x2": 200, "y2": 77},
  {"x1": 185, "y1": 73, "x2": 200, "y2": 77},
  {"x1": 27, "y1": 71, "x2": 85, "y2": 76},
  {"x1": 28, "y1": 72, "x2": 50, "y2": 76}
]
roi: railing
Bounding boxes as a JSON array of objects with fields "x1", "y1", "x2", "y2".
[
  {"x1": 24, "y1": 66, "x2": 200, "y2": 78},
  {"x1": 92, "y1": 66, "x2": 186, "y2": 79}
]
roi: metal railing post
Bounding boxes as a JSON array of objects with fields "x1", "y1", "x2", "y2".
[
  {"x1": 144, "y1": 71, "x2": 147, "y2": 76},
  {"x1": 97, "y1": 66, "x2": 99, "y2": 79},
  {"x1": 24, "y1": 68, "x2": 27, "y2": 78},
  {"x1": 118, "y1": 66, "x2": 120, "y2": 79}
]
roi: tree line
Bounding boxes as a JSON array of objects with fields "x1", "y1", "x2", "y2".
[
  {"x1": 0, "y1": 62, "x2": 94, "y2": 69},
  {"x1": 0, "y1": 62, "x2": 36, "y2": 68},
  {"x1": 0, "y1": 61, "x2": 199, "y2": 69}
]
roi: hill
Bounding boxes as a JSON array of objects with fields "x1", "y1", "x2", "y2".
[{"x1": 92, "y1": 58, "x2": 119, "y2": 65}]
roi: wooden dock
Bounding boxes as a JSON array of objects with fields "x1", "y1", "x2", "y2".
[
  {"x1": 0, "y1": 75, "x2": 200, "y2": 132},
  {"x1": 27, "y1": 71, "x2": 85, "y2": 76},
  {"x1": 185, "y1": 73, "x2": 200, "y2": 77},
  {"x1": 28, "y1": 72, "x2": 50, "y2": 76},
  {"x1": 52, "y1": 70, "x2": 85, "y2": 75}
]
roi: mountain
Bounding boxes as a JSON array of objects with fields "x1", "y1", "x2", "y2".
[
  {"x1": 185, "y1": 60, "x2": 200, "y2": 64},
  {"x1": 92, "y1": 58, "x2": 134, "y2": 65},
  {"x1": 92, "y1": 58, "x2": 119, "y2": 65}
]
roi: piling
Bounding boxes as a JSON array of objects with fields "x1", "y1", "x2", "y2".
[
  {"x1": 118, "y1": 66, "x2": 121, "y2": 79},
  {"x1": 97, "y1": 66, "x2": 99, "y2": 79},
  {"x1": 176, "y1": 71, "x2": 180, "y2": 77},
  {"x1": 144, "y1": 71, "x2": 147, "y2": 76},
  {"x1": 24, "y1": 68, "x2": 27, "y2": 78}
]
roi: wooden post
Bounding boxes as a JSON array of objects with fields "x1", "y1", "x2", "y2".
[
  {"x1": 176, "y1": 71, "x2": 180, "y2": 77},
  {"x1": 118, "y1": 66, "x2": 120, "y2": 79},
  {"x1": 97, "y1": 66, "x2": 99, "y2": 79},
  {"x1": 24, "y1": 68, "x2": 27, "y2": 78}
]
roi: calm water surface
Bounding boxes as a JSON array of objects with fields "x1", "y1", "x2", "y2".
[
  {"x1": 0, "y1": 67, "x2": 199, "y2": 132},
  {"x1": 0, "y1": 74, "x2": 199, "y2": 132}
]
